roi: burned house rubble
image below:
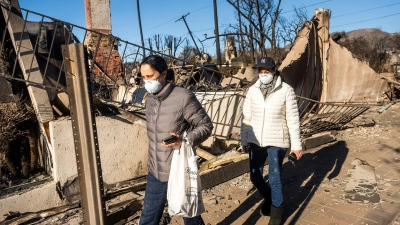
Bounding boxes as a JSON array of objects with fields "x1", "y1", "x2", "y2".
[{"x1": 0, "y1": 0, "x2": 399, "y2": 224}]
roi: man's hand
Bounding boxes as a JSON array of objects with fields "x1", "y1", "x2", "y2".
[
  {"x1": 161, "y1": 132, "x2": 182, "y2": 149},
  {"x1": 290, "y1": 150, "x2": 303, "y2": 160},
  {"x1": 242, "y1": 145, "x2": 249, "y2": 153}
]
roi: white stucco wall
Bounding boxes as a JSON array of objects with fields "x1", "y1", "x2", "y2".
[
  {"x1": 0, "y1": 115, "x2": 148, "y2": 215},
  {"x1": 49, "y1": 115, "x2": 148, "y2": 185}
]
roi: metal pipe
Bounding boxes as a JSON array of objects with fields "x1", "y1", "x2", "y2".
[{"x1": 176, "y1": 13, "x2": 202, "y2": 60}]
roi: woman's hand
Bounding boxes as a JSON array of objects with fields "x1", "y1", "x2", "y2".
[
  {"x1": 161, "y1": 132, "x2": 182, "y2": 149},
  {"x1": 290, "y1": 150, "x2": 303, "y2": 160}
]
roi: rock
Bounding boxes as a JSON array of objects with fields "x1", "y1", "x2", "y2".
[
  {"x1": 36, "y1": 175, "x2": 46, "y2": 180},
  {"x1": 204, "y1": 197, "x2": 218, "y2": 205},
  {"x1": 234, "y1": 200, "x2": 240, "y2": 204}
]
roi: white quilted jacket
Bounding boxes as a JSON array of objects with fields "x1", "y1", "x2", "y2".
[{"x1": 241, "y1": 76, "x2": 302, "y2": 150}]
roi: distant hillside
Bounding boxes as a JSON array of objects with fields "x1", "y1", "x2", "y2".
[
  {"x1": 344, "y1": 28, "x2": 390, "y2": 39},
  {"x1": 284, "y1": 28, "x2": 398, "y2": 52},
  {"x1": 331, "y1": 28, "x2": 395, "y2": 42}
]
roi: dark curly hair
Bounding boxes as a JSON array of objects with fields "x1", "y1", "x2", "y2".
[{"x1": 140, "y1": 55, "x2": 168, "y2": 74}]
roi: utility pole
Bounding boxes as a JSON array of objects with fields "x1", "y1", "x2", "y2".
[
  {"x1": 136, "y1": 0, "x2": 146, "y2": 58},
  {"x1": 213, "y1": 0, "x2": 221, "y2": 65},
  {"x1": 176, "y1": 13, "x2": 203, "y2": 61},
  {"x1": 237, "y1": 0, "x2": 246, "y2": 66}
]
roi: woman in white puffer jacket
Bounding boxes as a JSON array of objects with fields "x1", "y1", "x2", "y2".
[{"x1": 241, "y1": 57, "x2": 303, "y2": 225}]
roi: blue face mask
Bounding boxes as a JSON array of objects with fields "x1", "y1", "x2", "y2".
[
  {"x1": 259, "y1": 73, "x2": 274, "y2": 84},
  {"x1": 144, "y1": 75, "x2": 162, "y2": 94}
]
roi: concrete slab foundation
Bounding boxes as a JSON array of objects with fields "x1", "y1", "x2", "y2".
[
  {"x1": 302, "y1": 131, "x2": 337, "y2": 150},
  {"x1": 0, "y1": 181, "x2": 63, "y2": 216}
]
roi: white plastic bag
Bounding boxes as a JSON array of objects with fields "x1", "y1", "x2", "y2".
[{"x1": 167, "y1": 134, "x2": 205, "y2": 218}]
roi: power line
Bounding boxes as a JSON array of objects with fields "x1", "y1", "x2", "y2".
[
  {"x1": 332, "y1": 2, "x2": 400, "y2": 18},
  {"x1": 191, "y1": 0, "x2": 226, "y2": 13},
  {"x1": 142, "y1": 0, "x2": 227, "y2": 33},
  {"x1": 331, "y1": 12, "x2": 400, "y2": 28},
  {"x1": 191, "y1": 24, "x2": 230, "y2": 33},
  {"x1": 281, "y1": 0, "x2": 332, "y2": 14},
  {"x1": 143, "y1": 17, "x2": 181, "y2": 32},
  {"x1": 125, "y1": 1, "x2": 225, "y2": 39}
]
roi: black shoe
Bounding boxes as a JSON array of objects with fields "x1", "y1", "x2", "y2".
[{"x1": 268, "y1": 205, "x2": 283, "y2": 225}]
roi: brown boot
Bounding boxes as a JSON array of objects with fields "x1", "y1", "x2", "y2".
[{"x1": 268, "y1": 205, "x2": 283, "y2": 225}]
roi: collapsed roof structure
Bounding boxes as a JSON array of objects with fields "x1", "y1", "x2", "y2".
[{"x1": 280, "y1": 8, "x2": 389, "y2": 104}]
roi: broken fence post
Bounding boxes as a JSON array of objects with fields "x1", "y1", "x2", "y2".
[{"x1": 378, "y1": 102, "x2": 395, "y2": 114}]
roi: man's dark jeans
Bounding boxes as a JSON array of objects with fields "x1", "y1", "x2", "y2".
[
  {"x1": 139, "y1": 172, "x2": 205, "y2": 225},
  {"x1": 249, "y1": 143, "x2": 286, "y2": 207}
]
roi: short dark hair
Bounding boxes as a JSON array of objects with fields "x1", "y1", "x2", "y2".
[{"x1": 140, "y1": 55, "x2": 168, "y2": 74}]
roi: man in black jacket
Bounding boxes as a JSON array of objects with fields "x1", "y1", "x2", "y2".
[{"x1": 139, "y1": 55, "x2": 213, "y2": 225}]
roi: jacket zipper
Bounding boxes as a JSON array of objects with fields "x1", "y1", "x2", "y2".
[
  {"x1": 155, "y1": 98, "x2": 161, "y2": 149},
  {"x1": 260, "y1": 86, "x2": 278, "y2": 147},
  {"x1": 261, "y1": 106, "x2": 266, "y2": 147}
]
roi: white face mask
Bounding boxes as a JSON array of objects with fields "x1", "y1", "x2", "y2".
[
  {"x1": 144, "y1": 75, "x2": 163, "y2": 94},
  {"x1": 259, "y1": 73, "x2": 274, "y2": 84}
]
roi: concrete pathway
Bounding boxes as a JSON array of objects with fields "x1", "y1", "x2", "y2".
[{"x1": 167, "y1": 104, "x2": 400, "y2": 225}]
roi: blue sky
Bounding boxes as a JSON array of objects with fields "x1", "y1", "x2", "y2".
[{"x1": 18, "y1": 0, "x2": 400, "y2": 56}]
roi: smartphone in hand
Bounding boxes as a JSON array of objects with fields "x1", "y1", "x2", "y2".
[
  {"x1": 288, "y1": 153, "x2": 297, "y2": 165},
  {"x1": 162, "y1": 135, "x2": 177, "y2": 145}
]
